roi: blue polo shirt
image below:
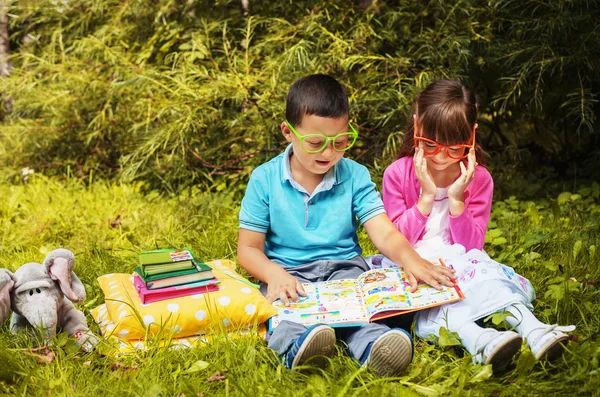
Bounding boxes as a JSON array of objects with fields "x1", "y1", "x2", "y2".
[{"x1": 239, "y1": 144, "x2": 386, "y2": 267}]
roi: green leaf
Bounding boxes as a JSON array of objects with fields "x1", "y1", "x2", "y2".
[
  {"x1": 516, "y1": 349, "x2": 536, "y2": 377},
  {"x1": 524, "y1": 233, "x2": 547, "y2": 248},
  {"x1": 542, "y1": 260, "x2": 558, "y2": 271},
  {"x1": 469, "y1": 365, "x2": 493, "y2": 383},
  {"x1": 484, "y1": 311, "x2": 515, "y2": 326},
  {"x1": 184, "y1": 360, "x2": 210, "y2": 373},
  {"x1": 406, "y1": 383, "x2": 442, "y2": 397},
  {"x1": 544, "y1": 284, "x2": 565, "y2": 301},
  {"x1": 525, "y1": 203, "x2": 541, "y2": 225},
  {"x1": 438, "y1": 327, "x2": 461, "y2": 348},
  {"x1": 526, "y1": 251, "x2": 541, "y2": 261},
  {"x1": 557, "y1": 192, "x2": 572, "y2": 204},
  {"x1": 492, "y1": 237, "x2": 508, "y2": 246},
  {"x1": 487, "y1": 229, "x2": 503, "y2": 238}
]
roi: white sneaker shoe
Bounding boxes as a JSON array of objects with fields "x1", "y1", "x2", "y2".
[
  {"x1": 472, "y1": 330, "x2": 522, "y2": 373},
  {"x1": 527, "y1": 325, "x2": 575, "y2": 361}
]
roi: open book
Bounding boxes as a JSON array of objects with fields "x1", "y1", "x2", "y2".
[{"x1": 269, "y1": 259, "x2": 463, "y2": 331}]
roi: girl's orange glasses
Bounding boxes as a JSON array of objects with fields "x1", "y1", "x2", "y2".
[{"x1": 413, "y1": 129, "x2": 476, "y2": 160}]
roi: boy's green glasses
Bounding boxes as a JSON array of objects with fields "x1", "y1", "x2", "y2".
[{"x1": 285, "y1": 120, "x2": 359, "y2": 154}]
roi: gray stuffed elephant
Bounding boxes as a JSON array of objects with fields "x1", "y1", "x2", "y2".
[{"x1": 0, "y1": 248, "x2": 97, "y2": 350}]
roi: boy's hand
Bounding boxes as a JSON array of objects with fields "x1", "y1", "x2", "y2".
[
  {"x1": 265, "y1": 271, "x2": 307, "y2": 307},
  {"x1": 403, "y1": 257, "x2": 456, "y2": 293}
]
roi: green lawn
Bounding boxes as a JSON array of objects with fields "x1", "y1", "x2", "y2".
[{"x1": 0, "y1": 175, "x2": 599, "y2": 396}]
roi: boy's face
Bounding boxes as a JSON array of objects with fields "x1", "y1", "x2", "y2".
[{"x1": 281, "y1": 114, "x2": 350, "y2": 177}]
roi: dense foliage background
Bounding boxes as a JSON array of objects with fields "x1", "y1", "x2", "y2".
[{"x1": 1, "y1": 0, "x2": 599, "y2": 196}]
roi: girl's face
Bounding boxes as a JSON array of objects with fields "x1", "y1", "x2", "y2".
[
  {"x1": 413, "y1": 116, "x2": 477, "y2": 172},
  {"x1": 421, "y1": 144, "x2": 463, "y2": 172}
]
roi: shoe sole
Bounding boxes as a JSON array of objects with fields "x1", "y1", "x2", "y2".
[
  {"x1": 485, "y1": 333, "x2": 522, "y2": 373},
  {"x1": 534, "y1": 333, "x2": 569, "y2": 361},
  {"x1": 291, "y1": 326, "x2": 336, "y2": 369},
  {"x1": 364, "y1": 330, "x2": 413, "y2": 377}
]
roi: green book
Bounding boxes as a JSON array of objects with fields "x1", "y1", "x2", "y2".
[
  {"x1": 138, "y1": 248, "x2": 195, "y2": 266},
  {"x1": 140, "y1": 257, "x2": 212, "y2": 277},
  {"x1": 142, "y1": 260, "x2": 195, "y2": 275},
  {"x1": 146, "y1": 270, "x2": 216, "y2": 289},
  {"x1": 134, "y1": 266, "x2": 200, "y2": 282}
]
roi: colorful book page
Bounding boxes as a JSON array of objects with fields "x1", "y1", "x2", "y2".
[
  {"x1": 359, "y1": 268, "x2": 411, "y2": 315},
  {"x1": 270, "y1": 279, "x2": 369, "y2": 330},
  {"x1": 358, "y1": 267, "x2": 463, "y2": 318}
]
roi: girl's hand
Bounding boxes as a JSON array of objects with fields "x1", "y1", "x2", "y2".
[
  {"x1": 414, "y1": 148, "x2": 437, "y2": 198},
  {"x1": 448, "y1": 148, "x2": 476, "y2": 203},
  {"x1": 265, "y1": 271, "x2": 306, "y2": 307},
  {"x1": 403, "y1": 257, "x2": 456, "y2": 292}
]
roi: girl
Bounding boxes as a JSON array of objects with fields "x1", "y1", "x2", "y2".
[{"x1": 381, "y1": 79, "x2": 574, "y2": 372}]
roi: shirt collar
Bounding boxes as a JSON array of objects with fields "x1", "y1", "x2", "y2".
[{"x1": 281, "y1": 144, "x2": 337, "y2": 191}]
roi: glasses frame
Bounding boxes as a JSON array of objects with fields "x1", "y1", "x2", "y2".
[
  {"x1": 413, "y1": 128, "x2": 476, "y2": 160},
  {"x1": 285, "y1": 120, "x2": 359, "y2": 154}
]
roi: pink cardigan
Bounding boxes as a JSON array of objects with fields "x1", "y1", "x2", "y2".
[{"x1": 382, "y1": 156, "x2": 494, "y2": 251}]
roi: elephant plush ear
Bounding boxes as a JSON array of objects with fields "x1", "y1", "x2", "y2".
[
  {"x1": 43, "y1": 249, "x2": 86, "y2": 303},
  {"x1": 0, "y1": 269, "x2": 15, "y2": 324}
]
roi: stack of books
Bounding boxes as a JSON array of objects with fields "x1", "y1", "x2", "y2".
[{"x1": 133, "y1": 248, "x2": 220, "y2": 303}]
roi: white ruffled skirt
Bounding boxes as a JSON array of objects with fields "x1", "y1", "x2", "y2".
[{"x1": 368, "y1": 244, "x2": 536, "y2": 338}]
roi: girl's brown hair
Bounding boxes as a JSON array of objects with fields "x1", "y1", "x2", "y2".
[{"x1": 397, "y1": 79, "x2": 487, "y2": 165}]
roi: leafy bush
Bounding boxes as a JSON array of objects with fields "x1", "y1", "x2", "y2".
[{"x1": 0, "y1": 0, "x2": 598, "y2": 195}]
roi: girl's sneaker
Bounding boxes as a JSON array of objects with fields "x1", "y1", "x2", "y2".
[
  {"x1": 526, "y1": 325, "x2": 575, "y2": 361},
  {"x1": 282, "y1": 324, "x2": 336, "y2": 369},
  {"x1": 472, "y1": 330, "x2": 522, "y2": 373},
  {"x1": 360, "y1": 329, "x2": 413, "y2": 377}
]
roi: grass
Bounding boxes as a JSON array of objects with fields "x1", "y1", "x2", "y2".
[{"x1": 0, "y1": 174, "x2": 599, "y2": 396}]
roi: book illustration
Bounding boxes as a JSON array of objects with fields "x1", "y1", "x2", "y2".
[
  {"x1": 269, "y1": 261, "x2": 464, "y2": 330},
  {"x1": 168, "y1": 250, "x2": 194, "y2": 262},
  {"x1": 272, "y1": 281, "x2": 369, "y2": 329},
  {"x1": 138, "y1": 248, "x2": 195, "y2": 266}
]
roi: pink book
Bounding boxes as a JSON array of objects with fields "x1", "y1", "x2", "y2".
[{"x1": 133, "y1": 275, "x2": 220, "y2": 304}]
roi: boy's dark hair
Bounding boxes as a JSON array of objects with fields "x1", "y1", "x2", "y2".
[
  {"x1": 398, "y1": 79, "x2": 487, "y2": 165},
  {"x1": 286, "y1": 74, "x2": 349, "y2": 126}
]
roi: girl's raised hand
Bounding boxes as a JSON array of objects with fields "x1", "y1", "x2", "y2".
[
  {"x1": 448, "y1": 148, "x2": 476, "y2": 202},
  {"x1": 413, "y1": 148, "x2": 437, "y2": 198}
]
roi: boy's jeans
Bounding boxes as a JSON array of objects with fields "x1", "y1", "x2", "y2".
[{"x1": 261, "y1": 256, "x2": 394, "y2": 360}]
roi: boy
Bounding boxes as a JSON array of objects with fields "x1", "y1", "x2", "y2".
[{"x1": 238, "y1": 74, "x2": 455, "y2": 376}]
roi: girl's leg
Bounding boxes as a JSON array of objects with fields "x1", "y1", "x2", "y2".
[
  {"x1": 504, "y1": 303, "x2": 572, "y2": 360},
  {"x1": 456, "y1": 322, "x2": 497, "y2": 355},
  {"x1": 455, "y1": 321, "x2": 522, "y2": 373}
]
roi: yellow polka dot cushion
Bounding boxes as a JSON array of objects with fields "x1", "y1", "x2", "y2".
[
  {"x1": 91, "y1": 304, "x2": 267, "y2": 354},
  {"x1": 96, "y1": 259, "x2": 276, "y2": 341}
]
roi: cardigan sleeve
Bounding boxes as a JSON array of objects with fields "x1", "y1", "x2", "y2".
[
  {"x1": 448, "y1": 166, "x2": 494, "y2": 251},
  {"x1": 382, "y1": 159, "x2": 428, "y2": 246}
]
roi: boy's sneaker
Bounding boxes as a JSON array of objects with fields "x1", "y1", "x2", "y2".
[
  {"x1": 282, "y1": 324, "x2": 336, "y2": 369},
  {"x1": 472, "y1": 330, "x2": 522, "y2": 373},
  {"x1": 361, "y1": 329, "x2": 413, "y2": 377},
  {"x1": 527, "y1": 325, "x2": 575, "y2": 361}
]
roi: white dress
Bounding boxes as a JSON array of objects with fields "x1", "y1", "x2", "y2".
[{"x1": 370, "y1": 187, "x2": 536, "y2": 337}]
